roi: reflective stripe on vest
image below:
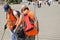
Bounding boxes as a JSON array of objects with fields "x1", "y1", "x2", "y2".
[{"x1": 6, "y1": 11, "x2": 16, "y2": 30}]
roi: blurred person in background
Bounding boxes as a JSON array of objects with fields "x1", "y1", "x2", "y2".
[
  {"x1": 37, "y1": 0, "x2": 44, "y2": 8},
  {"x1": 47, "y1": 0, "x2": 52, "y2": 6},
  {"x1": 28, "y1": 0, "x2": 32, "y2": 5}
]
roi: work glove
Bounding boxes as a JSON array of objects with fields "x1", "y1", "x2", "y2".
[
  {"x1": 4, "y1": 24, "x2": 7, "y2": 30},
  {"x1": 14, "y1": 29, "x2": 16, "y2": 33},
  {"x1": 13, "y1": 25, "x2": 16, "y2": 30},
  {"x1": 13, "y1": 25, "x2": 16, "y2": 32}
]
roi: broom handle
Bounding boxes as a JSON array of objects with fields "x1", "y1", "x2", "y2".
[{"x1": 1, "y1": 30, "x2": 6, "y2": 40}]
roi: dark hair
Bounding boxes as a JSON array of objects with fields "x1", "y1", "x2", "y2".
[
  {"x1": 21, "y1": 7, "x2": 29, "y2": 13},
  {"x1": 24, "y1": 7, "x2": 29, "y2": 11}
]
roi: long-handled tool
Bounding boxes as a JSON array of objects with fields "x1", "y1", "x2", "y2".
[
  {"x1": 34, "y1": 2, "x2": 39, "y2": 40},
  {"x1": 1, "y1": 30, "x2": 6, "y2": 40}
]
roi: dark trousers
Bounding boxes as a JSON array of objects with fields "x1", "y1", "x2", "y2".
[
  {"x1": 26, "y1": 36, "x2": 35, "y2": 40},
  {"x1": 15, "y1": 26, "x2": 35, "y2": 40}
]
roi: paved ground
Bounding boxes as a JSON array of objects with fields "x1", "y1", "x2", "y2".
[{"x1": 0, "y1": 2, "x2": 60, "y2": 40}]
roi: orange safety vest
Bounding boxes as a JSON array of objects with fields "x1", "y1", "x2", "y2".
[
  {"x1": 6, "y1": 11, "x2": 16, "y2": 30},
  {"x1": 23, "y1": 11, "x2": 38, "y2": 36}
]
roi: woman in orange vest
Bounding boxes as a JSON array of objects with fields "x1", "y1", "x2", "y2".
[
  {"x1": 16, "y1": 5, "x2": 39, "y2": 40},
  {"x1": 4, "y1": 4, "x2": 20, "y2": 40}
]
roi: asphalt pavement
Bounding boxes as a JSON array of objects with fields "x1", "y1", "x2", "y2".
[{"x1": 0, "y1": 2, "x2": 60, "y2": 40}]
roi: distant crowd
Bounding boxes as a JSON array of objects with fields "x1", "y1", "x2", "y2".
[{"x1": 28, "y1": 0, "x2": 60, "y2": 8}]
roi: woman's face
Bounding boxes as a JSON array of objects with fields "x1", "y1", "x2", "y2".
[
  {"x1": 8, "y1": 8, "x2": 11, "y2": 13},
  {"x1": 23, "y1": 9, "x2": 28, "y2": 15},
  {"x1": 5, "y1": 8, "x2": 12, "y2": 14}
]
